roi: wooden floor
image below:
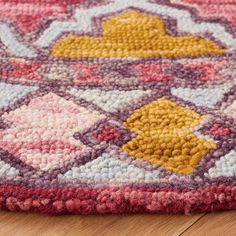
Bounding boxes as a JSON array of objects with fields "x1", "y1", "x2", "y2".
[{"x1": 0, "y1": 211, "x2": 235, "y2": 236}]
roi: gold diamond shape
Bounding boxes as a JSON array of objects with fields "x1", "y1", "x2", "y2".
[{"x1": 122, "y1": 97, "x2": 216, "y2": 174}]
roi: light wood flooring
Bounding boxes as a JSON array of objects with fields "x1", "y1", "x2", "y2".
[{"x1": 0, "y1": 211, "x2": 235, "y2": 236}]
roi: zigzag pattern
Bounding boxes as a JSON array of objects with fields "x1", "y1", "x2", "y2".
[{"x1": 35, "y1": 0, "x2": 236, "y2": 48}]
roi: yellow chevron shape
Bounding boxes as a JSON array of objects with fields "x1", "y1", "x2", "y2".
[{"x1": 51, "y1": 10, "x2": 224, "y2": 58}]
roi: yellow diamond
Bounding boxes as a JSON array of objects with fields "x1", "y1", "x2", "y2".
[{"x1": 122, "y1": 97, "x2": 216, "y2": 174}]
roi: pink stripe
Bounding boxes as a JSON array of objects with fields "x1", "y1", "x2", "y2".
[{"x1": 0, "y1": 184, "x2": 235, "y2": 214}]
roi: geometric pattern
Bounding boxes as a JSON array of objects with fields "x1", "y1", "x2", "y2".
[
  {"x1": 0, "y1": 82, "x2": 37, "y2": 108},
  {"x1": 171, "y1": 0, "x2": 236, "y2": 27},
  {"x1": 0, "y1": 0, "x2": 235, "y2": 215},
  {"x1": 122, "y1": 97, "x2": 216, "y2": 174},
  {"x1": 70, "y1": 88, "x2": 152, "y2": 112},
  {"x1": 171, "y1": 86, "x2": 231, "y2": 108},
  {"x1": 0, "y1": 93, "x2": 105, "y2": 171},
  {"x1": 51, "y1": 10, "x2": 224, "y2": 58},
  {"x1": 59, "y1": 152, "x2": 161, "y2": 185},
  {"x1": 206, "y1": 150, "x2": 236, "y2": 178}
]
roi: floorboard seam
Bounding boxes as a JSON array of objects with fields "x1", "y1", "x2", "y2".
[{"x1": 177, "y1": 214, "x2": 206, "y2": 236}]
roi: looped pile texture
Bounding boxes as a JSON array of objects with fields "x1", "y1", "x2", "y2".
[{"x1": 0, "y1": 0, "x2": 235, "y2": 214}]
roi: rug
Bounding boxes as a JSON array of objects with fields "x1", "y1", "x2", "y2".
[{"x1": 0, "y1": 0, "x2": 235, "y2": 215}]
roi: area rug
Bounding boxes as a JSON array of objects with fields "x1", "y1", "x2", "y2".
[{"x1": 0, "y1": 0, "x2": 235, "y2": 215}]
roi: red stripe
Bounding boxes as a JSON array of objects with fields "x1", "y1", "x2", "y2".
[{"x1": 0, "y1": 184, "x2": 235, "y2": 214}]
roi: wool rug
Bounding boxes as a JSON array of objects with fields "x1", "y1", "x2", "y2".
[{"x1": 0, "y1": 0, "x2": 235, "y2": 215}]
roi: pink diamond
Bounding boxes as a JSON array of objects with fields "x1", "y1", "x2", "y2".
[{"x1": 0, "y1": 93, "x2": 105, "y2": 171}]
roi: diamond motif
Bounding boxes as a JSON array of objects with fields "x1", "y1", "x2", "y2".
[
  {"x1": 59, "y1": 152, "x2": 161, "y2": 185},
  {"x1": 0, "y1": 93, "x2": 105, "y2": 171},
  {"x1": 122, "y1": 97, "x2": 216, "y2": 174},
  {"x1": 70, "y1": 88, "x2": 151, "y2": 112}
]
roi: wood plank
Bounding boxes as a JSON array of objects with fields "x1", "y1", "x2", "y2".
[
  {"x1": 0, "y1": 211, "x2": 203, "y2": 236},
  {"x1": 181, "y1": 211, "x2": 236, "y2": 236}
]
